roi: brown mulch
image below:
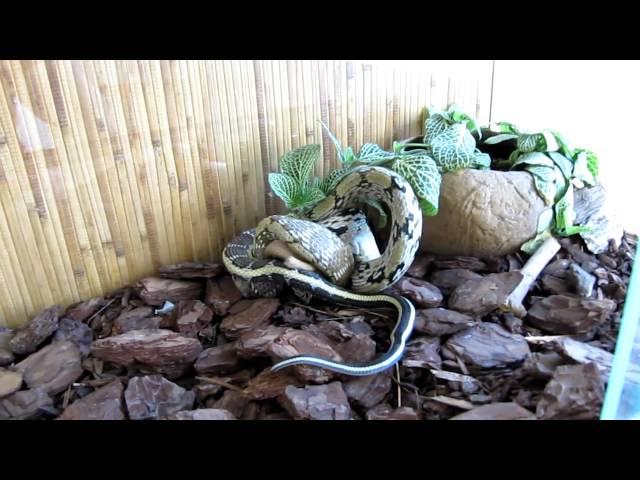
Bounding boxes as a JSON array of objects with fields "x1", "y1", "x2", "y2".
[{"x1": 0, "y1": 232, "x2": 635, "y2": 420}]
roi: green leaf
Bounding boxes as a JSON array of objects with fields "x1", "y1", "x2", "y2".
[
  {"x1": 491, "y1": 121, "x2": 520, "y2": 134},
  {"x1": 540, "y1": 130, "x2": 560, "y2": 152},
  {"x1": 430, "y1": 123, "x2": 477, "y2": 171},
  {"x1": 484, "y1": 133, "x2": 518, "y2": 145},
  {"x1": 547, "y1": 151, "x2": 574, "y2": 180},
  {"x1": 550, "y1": 130, "x2": 574, "y2": 157},
  {"x1": 553, "y1": 185, "x2": 588, "y2": 236},
  {"x1": 517, "y1": 134, "x2": 539, "y2": 153},
  {"x1": 392, "y1": 155, "x2": 441, "y2": 216},
  {"x1": 525, "y1": 165, "x2": 559, "y2": 206},
  {"x1": 424, "y1": 113, "x2": 449, "y2": 144},
  {"x1": 521, "y1": 229, "x2": 553, "y2": 255},
  {"x1": 343, "y1": 146, "x2": 356, "y2": 164},
  {"x1": 268, "y1": 173, "x2": 300, "y2": 208},
  {"x1": 574, "y1": 148, "x2": 599, "y2": 181},
  {"x1": 366, "y1": 198, "x2": 389, "y2": 229},
  {"x1": 572, "y1": 150, "x2": 597, "y2": 187},
  {"x1": 280, "y1": 144, "x2": 321, "y2": 184},
  {"x1": 321, "y1": 167, "x2": 350, "y2": 194},
  {"x1": 513, "y1": 152, "x2": 555, "y2": 169},
  {"x1": 319, "y1": 120, "x2": 347, "y2": 164},
  {"x1": 359, "y1": 143, "x2": 395, "y2": 162},
  {"x1": 473, "y1": 150, "x2": 491, "y2": 169}
]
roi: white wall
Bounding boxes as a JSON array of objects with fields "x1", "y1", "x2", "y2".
[{"x1": 491, "y1": 60, "x2": 640, "y2": 234}]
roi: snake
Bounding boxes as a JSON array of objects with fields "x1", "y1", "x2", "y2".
[{"x1": 222, "y1": 165, "x2": 423, "y2": 376}]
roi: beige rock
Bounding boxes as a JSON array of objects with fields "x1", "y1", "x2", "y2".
[{"x1": 421, "y1": 169, "x2": 548, "y2": 257}]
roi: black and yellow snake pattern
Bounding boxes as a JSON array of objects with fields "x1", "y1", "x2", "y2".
[{"x1": 222, "y1": 166, "x2": 423, "y2": 376}]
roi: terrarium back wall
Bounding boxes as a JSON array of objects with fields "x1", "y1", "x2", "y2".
[{"x1": 0, "y1": 60, "x2": 494, "y2": 327}]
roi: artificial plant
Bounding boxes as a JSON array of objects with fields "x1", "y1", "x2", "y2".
[{"x1": 267, "y1": 104, "x2": 600, "y2": 254}]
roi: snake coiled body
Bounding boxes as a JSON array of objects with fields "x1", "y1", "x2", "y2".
[{"x1": 222, "y1": 166, "x2": 422, "y2": 376}]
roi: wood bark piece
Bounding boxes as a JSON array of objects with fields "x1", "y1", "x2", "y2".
[
  {"x1": 158, "y1": 262, "x2": 225, "y2": 279},
  {"x1": 52, "y1": 318, "x2": 93, "y2": 356},
  {"x1": 541, "y1": 274, "x2": 571, "y2": 295},
  {"x1": 414, "y1": 308, "x2": 476, "y2": 336},
  {"x1": 279, "y1": 382, "x2": 351, "y2": 420},
  {"x1": 57, "y1": 379, "x2": 125, "y2": 420},
  {"x1": 536, "y1": 363, "x2": 604, "y2": 419},
  {"x1": 333, "y1": 334, "x2": 376, "y2": 364},
  {"x1": 406, "y1": 254, "x2": 435, "y2": 278},
  {"x1": 432, "y1": 256, "x2": 488, "y2": 272},
  {"x1": 0, "y1": 387, "x2": 52, "y2": 420},
  {"x1": 175, "y1": 300, "x2": 214, "y2": 338},
  {"x1": 91, "y1": 329, "x2": 202, "y2": 378},
  {"x1": 402, "y1": 337, "x2": 442, "y2": 370},
  {"x1": 9, "y1": 305, "x2": 63, "y2": 355},
  {"x1": 235, "y1": 325, "x2": 288, "y2": 359},
  {"x1": 450, "y1": 402, "x2": 536, "y2": 420},
  {"x1": 112, "y1": 315, "x2": 163, "y2": 334},
  {"x1": 209, "y1": 390, "x2": 254, "y2": 419},
  {"x1": 243, "y1": 369, "x2": 303, "y2": 400},
  {"x1": 124, "y1": 375, "x2": 195, "y2": 420},
  {"x1": 428, "y1": 269, "x2": 482, "y2": 295},
  {"x1": 194, "y1": 342, "x2": 240, "y2": 375},
  {"x1": 0, "y1": 329, "x2": 14, "y2": 366},
  {"x1": 522, "y1": 352, "x2": 566, "y2": 380},
  {"x1": 343, "y1": 372, "x2": 392, "y2": 408},
  {"x1": 545, "y1": 337, "x2": 615, "y2": 378},
  {"x1": 205, "y1": 276, "x2": 243, "y2": 316},
  {"x1": 430, "y1": 369, "x2": 482, "y2": 394},
  {"x1": 15, "y1": 341, "x2": 83, "y2": 395},
  {"x1": 567, "y1": 263, "x2": 596, "y2": 297},
  {"x1": 220, "y1": 299, "x2": 280, "y2": 339},
  {"x1": 267, "y1": 329, "x2": 344, "y2": 383},
  {"x1": 165, "y1": 409, "x2": 236, "y2": 420},
  {"x1": 526, "y1": 295, "x2": 616, "y2": 334},
  {"x1": 444, "y1": 323, "x2": 530, "y2": 368},
  {"x1": 64, "y1": 298, "x2": 108, "y2": 322},
  {"x1": 0, "y1": 368, "x2": 23, "y2": 398},
  {"x1": 366, "y1": 404, "x2": 420, "y2": 420},
  {"x1": 448, "y1": 272, "x2": 523, "y2": 317},
  {"x1": 393, "y1": 277, "x2": 443, "y2": 308},
  {"x1": 136, "y1": 277, "x2": 204, "y2": 306}
]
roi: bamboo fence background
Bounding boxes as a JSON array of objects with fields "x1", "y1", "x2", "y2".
[{"x1": 0, "y1": 60, "x2": 494, "y2": 327}]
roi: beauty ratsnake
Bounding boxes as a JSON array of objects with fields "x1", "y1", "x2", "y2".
[{"x1": 222, "y1": 166, "x2": 423, "y2": 376}]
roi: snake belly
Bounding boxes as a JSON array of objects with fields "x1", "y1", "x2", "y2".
[{"x1": 222, "y1": 165, "x2": 423, "y2": 376}]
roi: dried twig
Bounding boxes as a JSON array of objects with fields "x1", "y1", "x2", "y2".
[
  {"x1": 195, "y1": 375, "x2": 246, "y2": 394},
  {"x1": 86, "y1": 298, "x2": 117, "y2": 324}
]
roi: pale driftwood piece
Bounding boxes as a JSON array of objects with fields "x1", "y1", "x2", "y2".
[{"x1": 502, "y1": 237, "x2": 561, "y2": 317}]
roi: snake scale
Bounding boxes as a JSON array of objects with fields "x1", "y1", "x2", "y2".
[{"x1": 222, "y1": 166, "x2": 423, "y2": 376}]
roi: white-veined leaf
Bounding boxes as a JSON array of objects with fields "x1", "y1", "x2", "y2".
[
  {"x1": 268, "y1": 173, "x2": 300, "y2": 208},
  {"x1": 525, "y1": 165, "x2": 558, "y2": 206},
  {"x1": 541, "y1": 130, "x2": 560, "y2": 152},
  {"x1": 359, "y1": 143, "x2": 395, "y2": 162},
  {"x1": 431, "y1": 123, "x2": 477, "y2": 171},
  {"x1": 513, "y1": 152, "x2": 555, "y2": 169},
  {"x1": 392, "y1": 155, "x2": 441, "y2": 216},
  {"x1": 517, "y1": 134, "x2": 539, "y2": 153},
  {"x1": 473, "y1": 151, "x2": 491, "y2": 169},
  {"x1": 572, "y1": 150, "x2": 597, "y2": 187},
  {"x1": 547, "y1": 151, "x2": 574, "y2": 180},
  {"x1": 484, "y1": 133, "x2": 518, "y2": 145},
  {"x1": 321, "y1": 167, "x2": 350, "y2": 194},
  {"x1": 424, "y1": 113, "x2": 450, "y2": 144},
  {"x1": 280, "y1": 144, "x2": 321, "y2": 184}
]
